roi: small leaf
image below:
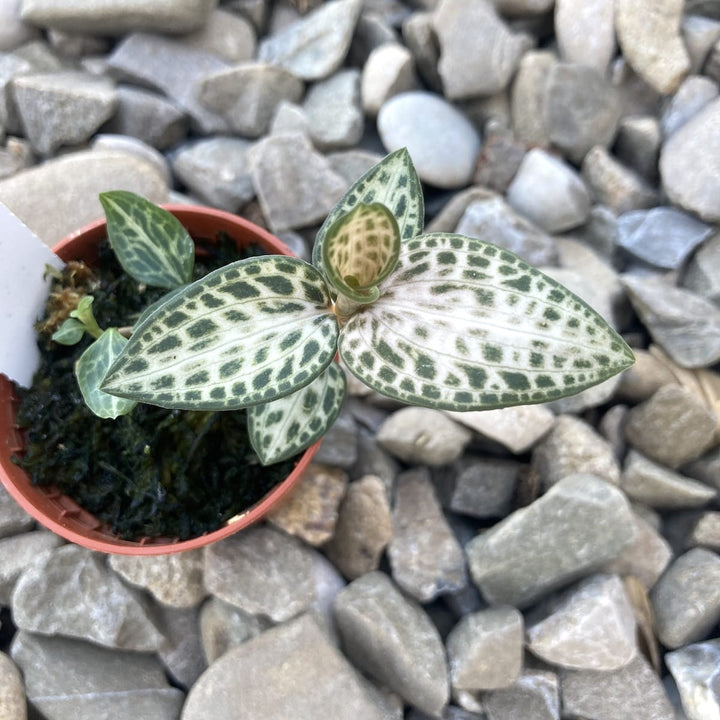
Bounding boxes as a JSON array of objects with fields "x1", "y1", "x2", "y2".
[
  {"x1": 323, "y1": 203, "x2": 400, "y2": 303},
  {"x1": 248, "y1": 363, "x2": 346, "y2": 465},
  {"x1": 52, "y1": 318, "x2": 86, "y2": 345},
  {"x1": 102, "y1": 256, "x2": 338, "y2": 410},
  {"x1": 339, "y1": 233, "x2": 635, "y2": 411},
  {"x1": 76, "y1": 329, "x2": 137, "y2": 419},
  {"x1": 99, "y1": 190, "x2": 195, "y2": 289},
  {"x1": 313, "y1": 148, "x2": 423, "y2": 272},
  {"x1": 69, "y1": 295, "x2": 103, "y2": 339}
]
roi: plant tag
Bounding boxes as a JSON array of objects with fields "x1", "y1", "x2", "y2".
[{"x1": 0, "y1": 201, "x2": 64, "y2": 387}]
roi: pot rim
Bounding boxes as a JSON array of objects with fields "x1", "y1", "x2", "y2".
[{"x1": 0, "y1": 204, "x2": 319, "y2": 555}]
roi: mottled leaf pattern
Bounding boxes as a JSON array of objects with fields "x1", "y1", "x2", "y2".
[
  {"x1": 76, "y1": 329, "x2": 137, "y2": 419},
  {"x1": 323, "y1": 203, "x2": 400, "y2": 303},
  {"x1": 102, "y1": 256, "x2": 338, "y2": 410},
  {"x1": 132, "y1": 284, "x2": 189, "y2": 330},
  {"x1": 313, "y1": 147, "x2": 423, "y2": 272},
  {"x1": 248, "y1": 362, "x2": 346, "y2": 465},
  {"x1": 339, "y1": 233, "x2": 635, "y2": 410},
  {"x1": 100, "y1": 190, "x2": 195, "y2": 289}
]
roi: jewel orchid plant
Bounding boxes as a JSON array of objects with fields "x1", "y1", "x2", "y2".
[{"x1": 60, "y1": 149, "x2": 634, "y2": 466}]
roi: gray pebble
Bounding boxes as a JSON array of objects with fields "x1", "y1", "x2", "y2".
[
  {"x1": 466, "y1": 474, "x2": 636, "y2": 608},
  {"x1": 682, "y1": 232, "x2": 720, "y2": 303},
  {"x1": 581, "y1": 146, "x2": 658, "y2": 215},
  {"x1": 334, "y1": 571, "x2": 449, "y2": 716},
  {"x1": 623, "y1": 274, "x2": 720, "y2": 368},
  {"x1": 454, "y1": 194, "x2": 558, "y2": 267},
  {"x1": 183, "y1": 614, "x2": 389, "y2": 720},
  {"x1": 531, "y1": 414, "x2": 620, "y2": 491},
  {"x1": 614, "y1": 115, "x2": 661, "y2": 182},
  {"x1": 666, "y1": 639, "x2": 720, "y2": 720},
  {"x1": 661, "y1": 74, "x2": 719, "y2": 137},
  {"x1": 686, "y1": 511, "x2": 720, "y2": 552},
  {"x1": 0, "y1": 484, "x2": 34, "y2": 539},
  {"x1": 197, "y1": 63, "x2": 304, "y2": 138},
  {"x1": 12, "y1": 71, "x2": 116, "y2": 155},
  {"x1": 258, "y1": 0, "x2": 362, "y2": 81},
  {"x1": 247, "y1": 131, "x2": 346, "y2": 232},
  {"x1": 510, "y1": 50, "x2": 556, "y2": 146},
  {"x1": 622, "y1": 450, "x2": 717, "y2": 509},
  {"x1": 11, "y1": 631, "x2": 183, "y2": 720},
  {"x1": 624, "y1": 385, "x2": 718, "y2": 469},
  {"x1": 301, "y1": 69, "x2": 364, "y2": 151},
  {"x1": 434, "y1": 456, "x2": 522, "y2": 519},
  {"x1": 103, "y1": 85, "x2": 188, "y2": 150},
  {"x1": 20, "y1": 0, "x2": 215, "y2": 35},
  {"x1": 447, "y1": 606, "x2": 524, "y2": 692},
  {"x1": 681, "y1": 13, "x2": 720, "y2": 73},
  {"x1": 526, "y1": 574, "x2": 637, "y2": 671},
  {"x1": 378, "y1": 90, "x2": 480, "y2": 189},
  {"x1": 546, "y1": 63, "x2": 621, "y2": 164},
  {"x1": 361, "y1": 42, "x2": 419, "y2": 118},
  {"x1": 484, "y1": 670, "x2": 559, "y2": 720},
  {"x1": 199, "y1": 597, "x2": 266, "y2": 664},
  {"x1": 554, "y1": 0, "x2": 615, "y2": 74},
  {"x1": 377, "y1": 407, "x2": 472, "y2": 466},
  {"x1": 506, "y1": 148, "x2": 590, "y2": 233},
  {"x1": 650, "y1": 548, "x2": 720, "y2": 648},
  {"x1": 106, "y1": 32, "x2": 231, "y2": 134},
  {"x1": 434, "y1": 0, "x2": 527, "y2": 99},
  {"x1": 660, "y1": 96, "x2": 720, "y2": 222},
  {"x1": 0, "y1": 650, "x2": 26, "y2": 720},
  {"x1": 0, "y1": 531, "x2": 63, "y2": 605},
  {"x1": 171, "y1": 137, "x2": 254, "y2": 213},
  {"x1": 617, "y1": 206, "x2": 715, "y2": 270},
  {"x1": 324, "y1": 475, "x2": 393, "y2": 580},
  {"x1": 561, "y1": 655, "x2": 674, "y2": 720},
  {"x1": 388, "y1": 468, "x2": 466, "y2": 603},
  {"x1": 204, "y1": 525, "x2": 316, "y2": 622},
  {"x1": 614, "y1": 0, "x2": 690, "y2": 94}
]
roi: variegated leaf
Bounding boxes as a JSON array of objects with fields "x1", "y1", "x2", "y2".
[
  {"x1": 313, "y1": 147, "x2": 423, "y2": 272},
  {"x1": 248, "y1": 362, "x2": 347, "y2": 465},
  {"x1": 102, "y1": 256, "x2": 338, "y2": 410},
  {"x1": 52, "y1": 317, "x2": 86, "y2": 345},
  {"x1": 323, "y1": 203, "x2": 400, "y2": 303},
  {"x1": 76, "y1": 329, "x2": 137, "y2": 419},
  {"x1": 99, "y1": 190, "x2": 194, "y2": 289},
  {"x1": 339, "y1": 233, "x2": 635, "y2": 411}
]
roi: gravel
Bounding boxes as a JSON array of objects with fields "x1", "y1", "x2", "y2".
[{"x1": 0, "y1": 1, "x2": 719, "y2": 718}]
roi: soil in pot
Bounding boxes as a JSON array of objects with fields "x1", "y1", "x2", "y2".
[{"x1": 13, "y1": 233, "x2": 298, "y2": 541}]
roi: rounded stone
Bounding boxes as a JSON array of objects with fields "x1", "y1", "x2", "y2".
[
  {"x1": 660, "y1": 96, "x2": 720, "y2": 221},
  {"x1": 0, "y1": 651, "x2": 26, "y2": 720},
  {"x1": 377, "y1": 91, "x2": 481, "y2": 189}
]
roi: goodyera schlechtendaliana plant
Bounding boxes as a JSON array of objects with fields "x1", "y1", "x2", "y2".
[{"x1": 57, "y1": 149, "x2": 635, "y2": 466}]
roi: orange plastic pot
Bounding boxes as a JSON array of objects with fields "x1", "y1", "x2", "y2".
[{"x1": 0, "y1": 205, "x2": 319, "y2": 555}]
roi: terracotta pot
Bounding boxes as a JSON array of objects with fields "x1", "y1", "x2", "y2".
[{"x1": 0, "y1": 205, "x2": 318, "y2": 555}]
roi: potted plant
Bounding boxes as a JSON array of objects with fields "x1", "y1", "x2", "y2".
[
  {"x1": 0, "y1": 149, "x2": 634, "y2": 554},
  {"x1": 0, "y1": 204, "x2": 320, "y2": 554}
]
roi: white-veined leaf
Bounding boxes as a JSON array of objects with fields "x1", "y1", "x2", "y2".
[
  {"x1": 323, "y1": 203, "x2": 400, "y2": 303},
  {"x1": 339, "y1": 233, "x2": 635, "y2": 410},
  {"x1": 76, "y1": 329, "x2": 137, "y2": 419},
  {"x1": 313, "y1": 147, "x2": 423, "y2": 272},
  {"x1": 102, "y1": 256, "x2": 338, "y2": 410},
  {"x1": 248, "y1": 362, "x2": 346, "y2": 465},
  {"x1": 99, "y1": 190, "x2": 194, "y2": 289}
]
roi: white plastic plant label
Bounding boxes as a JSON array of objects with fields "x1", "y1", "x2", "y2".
[{"x1": 0, "y1": 201, "x2": 64, "y2": 387}]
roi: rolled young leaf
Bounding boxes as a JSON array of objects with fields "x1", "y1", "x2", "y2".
[
  {"x1": 322, "y1": 203, "x2": 400, "y2": 303},
  {"x1": 99, "y1": 190, "x2": 195, "y2": 289},
  {"x1": 339, "y1": 233, "x2": 635, "y2": 410},
  {"x1": 102, "y1": 256, "x2": 338, "y2": 410},
  {"x1": 313, "y1": 147, "x2": 424, "y2": 273},
  {"x1": 76, "y1": 329, "x2": 137, "y2": 419},
  {"x1": 248, "y1": 362, "x2": 347, "y2": 465}
]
